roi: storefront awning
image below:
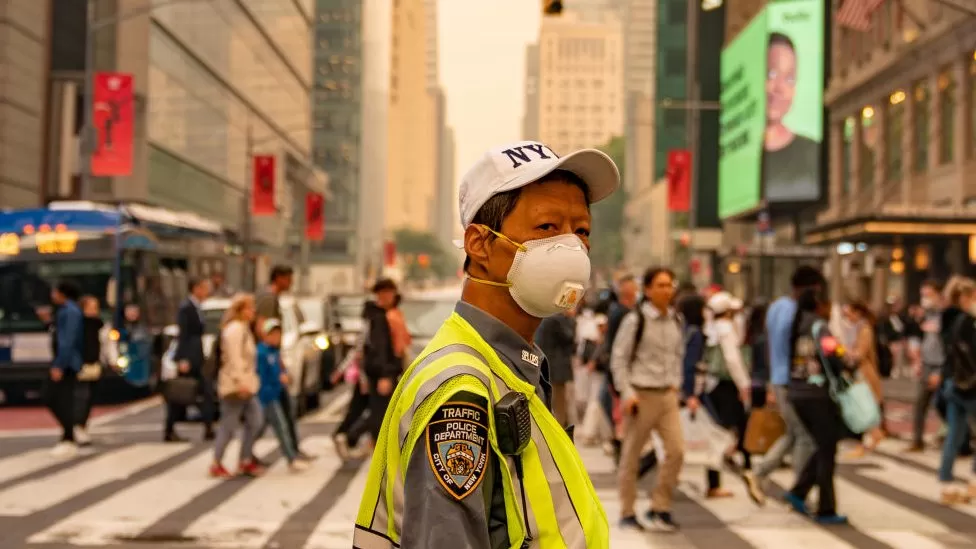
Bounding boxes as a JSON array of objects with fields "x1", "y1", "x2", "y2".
[{"x1": 804, "y1": 208, "x2": 976, "y2": 245}]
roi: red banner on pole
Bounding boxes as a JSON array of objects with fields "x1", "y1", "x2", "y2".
[
  {"x1": 666, "y1": 149, "x2": 691, "y2": 212},
  {"x1": 91, "y1": 72, "x2": 134, "y2": 177},
  {"x1": 252, "y1": 155, "x2": 276, "y2": 215},
  {"x1": 383, "y1": 241, "x2": 397, "y2": 267},
  {"x1": 305, "y1": 192, "x2": 325, "y2": 240}
]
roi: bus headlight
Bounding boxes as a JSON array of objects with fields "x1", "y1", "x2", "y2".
[
  {"x1": 314, "y1": 334, "x2": 329, "y2": 350},
  {"x1": 116, "y1": 356, "x2": 130, "y2": 371}
]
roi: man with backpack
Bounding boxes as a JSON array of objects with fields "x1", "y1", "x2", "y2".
[{"x1": 610, "y1": 267, "x2": 685, "y2": 532}]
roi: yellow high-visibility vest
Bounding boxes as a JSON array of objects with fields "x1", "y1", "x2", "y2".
[{"x1": 354, "y1": 312, "x2": 609, "y2": 549}]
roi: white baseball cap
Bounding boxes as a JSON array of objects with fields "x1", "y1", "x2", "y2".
[
  {"x1": 458, "y1": 141, "x2": 620, "y2": 229},
  {"x1": 707, "y1": 291, "x2": 744, "y2": 315}
]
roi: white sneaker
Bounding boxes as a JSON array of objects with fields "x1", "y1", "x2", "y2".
[
  {"x1": 289, "y1": 459, "x2": 311, "y2": 473},
  {"x1": 51, "y1": 441, "x2": 78, "y2": 458},
  {"x1": 74, "y1": 426, "x2": 92, "y2": 446}
]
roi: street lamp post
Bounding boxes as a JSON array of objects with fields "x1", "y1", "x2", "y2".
[{"x1": 79, "y1": 0, "x2": 212, "y2": 200}]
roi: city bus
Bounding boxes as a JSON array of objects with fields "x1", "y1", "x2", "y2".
[{"x1": 0, "y1": 201, "x2": 234, "y2": 403}]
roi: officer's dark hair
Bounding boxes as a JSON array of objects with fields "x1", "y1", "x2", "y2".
[
  {"x1": 463, "y1": 170, "x2": 591, "y2": 272},
  {"x1": 187, "y1": 276, "x2": 208, "y2": 293},
  {"x1": 55, "y1": 280, "x2": 81, "y2": 301},
  {"x1": 790, "y1": 265, "x2": 826, "y2": 291},
  {"x1": 269, "y1": 264, "x2": 293, "y2": 282}
]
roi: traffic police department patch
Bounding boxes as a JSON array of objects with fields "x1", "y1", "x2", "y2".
[{"x1": 425, "y1": 401, "x2": 490, "y2": 501}]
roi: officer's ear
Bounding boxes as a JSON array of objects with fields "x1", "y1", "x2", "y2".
[{"x1": 463, "y1": 224, "x2": 491, "y2": 274}]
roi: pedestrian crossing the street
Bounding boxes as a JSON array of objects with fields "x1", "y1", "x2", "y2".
[{"x1": 1, "y1": 436, "x2": 974, "y2": 548}]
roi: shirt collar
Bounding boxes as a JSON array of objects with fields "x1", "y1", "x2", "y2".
[
  {"x1": 641, "y1": 302, "x2": 675, "y2": 320},
  {"x1": 454, "y1": 301, "x2": 550, "y2": 398},
  {"x1": 189, "y1": 295, "x2": 202, "y2": 309}
]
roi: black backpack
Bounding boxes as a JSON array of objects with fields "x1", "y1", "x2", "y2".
[{"x1": 949, "y1": 315, "x2": 976, "y2": 392}]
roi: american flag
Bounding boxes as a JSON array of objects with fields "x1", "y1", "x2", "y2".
[{"x1": 836, "y1": 0, "x2": 888, "y2": 32}]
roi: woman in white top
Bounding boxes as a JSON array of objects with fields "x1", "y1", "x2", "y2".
[
  {"x1": 703, "y1": 292, "x2": 754, "y2": 495},
  {"x1": 210, "y1": 293, "x2": 264, "y2": 478}
]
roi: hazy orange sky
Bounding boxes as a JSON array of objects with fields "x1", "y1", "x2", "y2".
[{"x1": 438, "y1": 0, "x2": 540, "y2": 192}]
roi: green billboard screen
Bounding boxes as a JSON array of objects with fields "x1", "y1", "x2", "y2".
[{"x1": 719, "y1": 0, "x2": 824, "y2": 219}]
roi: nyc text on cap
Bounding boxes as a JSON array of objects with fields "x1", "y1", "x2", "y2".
[{"x1": 457, "y1": 141, "x2": 620, "y2": 229}]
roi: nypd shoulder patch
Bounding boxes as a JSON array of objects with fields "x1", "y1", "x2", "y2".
[{"x1": 425, "y1": 401, "x2": 490, "y2": 501}]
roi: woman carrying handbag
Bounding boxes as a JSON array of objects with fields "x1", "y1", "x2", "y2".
[{"x1": 781, "y1": 285, "x2": 871, "y2": 525}]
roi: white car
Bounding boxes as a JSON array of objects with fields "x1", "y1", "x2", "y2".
[{"x1": 161, "y1": 296, "x2": 326, "y2": 414}]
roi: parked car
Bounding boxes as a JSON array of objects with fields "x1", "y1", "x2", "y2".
[{"x1": 160, "y1": 295, "x2": 326, "y2": 416}]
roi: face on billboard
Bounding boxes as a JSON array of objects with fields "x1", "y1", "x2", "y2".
[
  {"x1": 719, "y1": 0, "x2": 824, "y2": 219},
  {"x1": 766, "y1": 39, "x2": 797, "y2": 125}
]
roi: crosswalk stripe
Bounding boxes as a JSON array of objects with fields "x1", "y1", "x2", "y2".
[
  {"x1": 303, "y1": 456, "x2": 372, "y2": 549},
  {"x1": 870, "y1": 438, "x2": 970, "y2": 478},
  {"x1": 28, "y1": 446, "x2": 220, "y2": 545},
  {"x1": 768, "y1": 465, "x2": 951, "y2": 535},
  {"x1": 304, "y1": 388, "x2": 352, "y2": 424},
  {"x1": 0, "y1": 448, "x2": 74, "y2": 486},
  {"x1": 871, "y1": 530, "x2": 953, "y2": 549},
  {"x1": 0, "y1": 443, "x2": 188, "y2": 517},
  {"x1": 183, "y1": 436, "x2": 343, "y2": 549},
  {"x1": 858, "y1": 459, "x2": 976, "y2": 520},
  {"x1": 730, "y1": 527, "x2": 859, "y2": 549}
]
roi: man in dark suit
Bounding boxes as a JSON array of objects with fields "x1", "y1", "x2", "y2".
[{"x1": 164, "y1": 277, "x2": 213, "y2": 442}]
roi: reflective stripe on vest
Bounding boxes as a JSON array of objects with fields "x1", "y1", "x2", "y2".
[{"x1": 354, "y1": 312, "x2": 609, "y2": 549}]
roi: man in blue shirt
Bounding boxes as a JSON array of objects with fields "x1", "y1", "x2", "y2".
[
  {"x1": 745, "y1": 266, "x2": 825, "y2": 500},
  {"x1": 47, "y1": 281, "x2": 85, "y2": 457}
]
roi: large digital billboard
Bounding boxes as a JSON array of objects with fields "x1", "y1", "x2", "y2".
[{"x1": 719, "y1": 0, "x2": 824, "y2": 219}]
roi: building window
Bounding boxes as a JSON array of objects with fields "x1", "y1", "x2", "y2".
[
  {"x1": 912, "y1": 79, "x2": 929, "y2": 174},
  {"x1": 938, "y1": 66, "x2": 956, "y2": 164},
  {"x1": 842, "y1": 117, "x2": 854, "y2": 197},
  {"x1": 668, "y1": 0, "x2": 687, "y2": 25},
  {"x1": 664, "y1": 49, "x2": 684, "y2": 77},
  {"x1": 885, "y1": 90, "x2": 905, "y2": 183},
  {"x1": 860, "y1": 106, "x2": 877, "y2": 194}
]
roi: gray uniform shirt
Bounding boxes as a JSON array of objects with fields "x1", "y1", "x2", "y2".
[
  {"x1": 400, "y1": 302, "x2": 550, "y2": 549},
  {"x1": 609, "y1": 303, "x2": 683, "y2": 401}
]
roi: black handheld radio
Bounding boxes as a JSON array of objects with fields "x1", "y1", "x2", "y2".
[{"x1": 494, "y1": 392, "x2": 533, "y2": 548}]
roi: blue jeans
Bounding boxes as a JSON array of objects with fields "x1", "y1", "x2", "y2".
[
  {"x1": 938, "y1": 381, "x2": 976, "y2": 482},
  {"x1": 264, "y1": 401, "x2": 299, "y2": 462}
]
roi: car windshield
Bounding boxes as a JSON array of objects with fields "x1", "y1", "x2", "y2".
[
  {"x1": 0, "y1": 259, "x2": 118, "y2": 333},
  {"x1": 399, "y1": 299, "x2": 456, "y2": 337}
]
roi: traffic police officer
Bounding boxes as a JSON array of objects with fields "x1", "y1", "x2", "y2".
[{"x1": 354, "y1": 141, "x2": 619, "y2": 549}]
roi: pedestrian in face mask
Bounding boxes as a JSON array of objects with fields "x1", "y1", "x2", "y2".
[{"x1": 353, "y1": 141, "x2": 619, "y2": 549}]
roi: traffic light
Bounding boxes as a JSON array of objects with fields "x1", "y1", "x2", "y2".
[{"x1": 543, "y1": 0, "x2": 563, "y2": 16}]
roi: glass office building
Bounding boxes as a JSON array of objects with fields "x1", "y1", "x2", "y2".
[
  {"x1": 147, "y1": 0, "x2": 314, "y2": 237},
  {"x1": 312, "y1": 0, "x2": 362, "y2": 261}
]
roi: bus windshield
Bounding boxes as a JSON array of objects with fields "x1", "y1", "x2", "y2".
[{"x1": 0, "y1": 260, "x2": 121, "y2": 332}]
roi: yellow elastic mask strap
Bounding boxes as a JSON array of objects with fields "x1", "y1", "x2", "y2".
[
  {"x1": 478, "y1": 224, "x2": 527, "y2": 253},
  {"x1": 465, "y1": 224, "x2": 525, "y2": 288}
]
